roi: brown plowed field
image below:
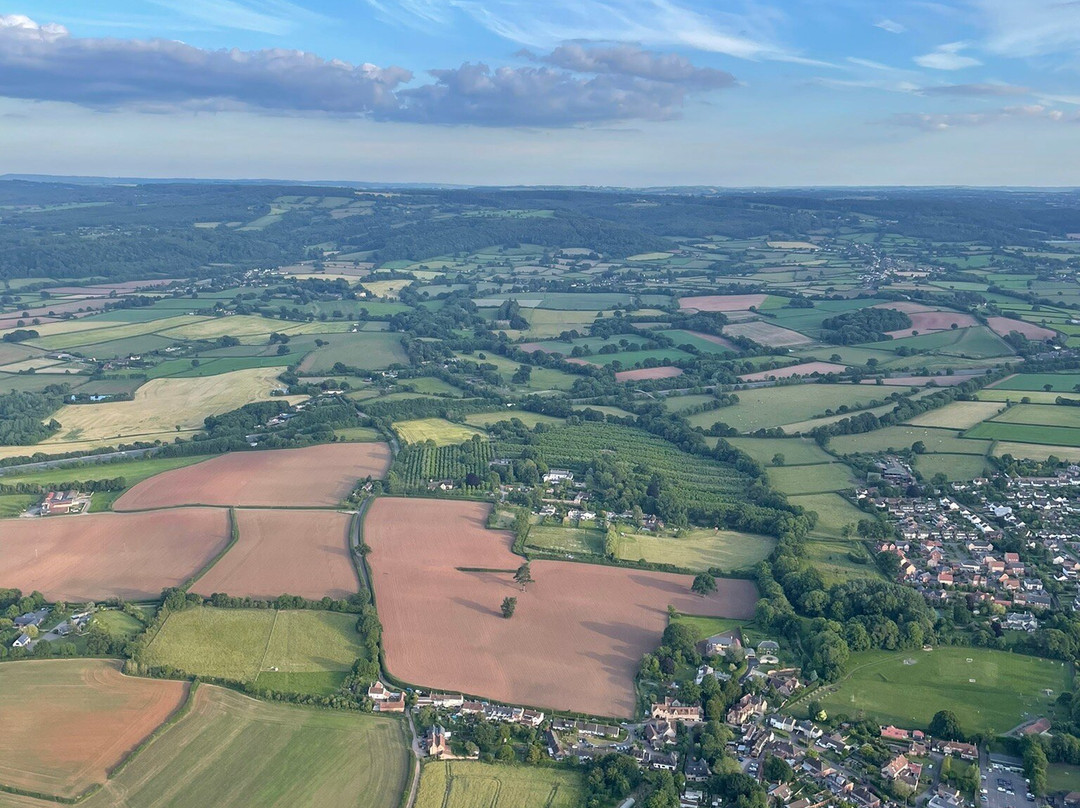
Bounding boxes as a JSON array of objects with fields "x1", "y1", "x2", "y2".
[
  {"x1": 115, "y1": 443, "x2": 391, "y2": 510},
  {"x1": 986, "y1": 316, "x2": 1057, "y2": 341},
  {"x1": 678, "y1": 294, "x2": 767, "y2": 312},
  {"x1": 0, "y1": 510, "x2": 229, "y2": 602},
  {"x1": 614, "y1": 366, "x2": 684, "y2": 382},
  {"x1": 191, "y1": 510, "x2": 357, "y2": 600},
  {"x1": 883, "y1": 310, "x2": 978, "y2": 337},
  {"x1": 739, "y1": 361, "x2": 847, "y2": 381},
  {"x1": 0, "y1": 659, "x2": 187, "y2": 799},
  {"x1": 364, "y1": 498, "x2": 758, "y2": 718}
]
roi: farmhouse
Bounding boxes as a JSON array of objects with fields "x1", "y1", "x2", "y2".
[
  {"x1": 377, "y1": 693, "x2": 406, "y2": 713},
  {"x1": 703, "y1": 630, "x2": 741, "y2": 656},
  {"x1": 41, "y1": 490, "x2": 84, "y2": 515},
  {"x1": 423, "y1": 726, "x2": 450, "y2": 758},
  {"x1": 651, "y1": 697, "x2": 703, "y2": 724},
  {"x1": 13, "y1": 608, "x2": 49, "y2": 628},
  {"x1": 12, "y1": 633, "x2": 31, "y2": 649}
]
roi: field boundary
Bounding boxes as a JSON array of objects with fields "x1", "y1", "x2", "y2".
[{"x1": 181, "y1": 506, "x2": 241, "y2": 592}]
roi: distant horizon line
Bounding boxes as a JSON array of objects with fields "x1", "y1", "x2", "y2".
[{"x1": 2, "y1": 173, "x2": 1079, "y2": 193}]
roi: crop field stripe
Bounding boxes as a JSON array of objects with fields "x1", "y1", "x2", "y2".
[{"x1": 257, "y1": 610, "x2": 281, "y2": 676}]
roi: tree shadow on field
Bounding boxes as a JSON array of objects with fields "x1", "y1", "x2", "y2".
[{"x1": 451, "y1": 597, "x2": 502, "y2": 618}]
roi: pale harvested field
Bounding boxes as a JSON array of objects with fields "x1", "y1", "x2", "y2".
[
  {"x1": 0, "y1": 431, "x2": 198, "y2": 461},
  {"x1": 0, "y1": 659, "x2": 187, "y2": 799},
  {"x1": 614, "y1": 366, "x2": 683, "y2": 382},
  {"x1": 739, "y1": 361, "x2": 846, "y2": 381},
  {"x1": 191, "y1": 510, "x2": 358, "y2": 600},
  {"x1": 884, "y1": 310, "x2": 978, "y2": 338},
  {"x1": 906, "y1": 400, "x2": 1005, "y2": 430},
  {"x1": 987, "y1": 317, "x2": 1057, "y2": 341},
  {"x1": 41, "y1": 368, "x2": 301, "y2": 446},
  {"x1": 685, "y1": 330, "x2": 738, "y2": 350},
  {"x1": 993, "y1": 442, "x2": 1080, "y2": 462},
  {"x1": 0, "y1": 510, "x2": 229, "y2": 602},
  {"x1": 861, "y1": 375, "x2": 977, "y2": 387},
  {"x1": 678, "y1": 294, "x2": 767, "y2": 312},
  {"x1": 364, "y1": 499, "x2": 757, "y2": 718},
  {"x1": 724, "y1": 320, "x2": 813, "y2": 347},
  {"x1": 115, "y1": 443, "x2": 390, "y2": 510},
  {"x1": 767, "y1": 241, "x2": 818, "y2": 250}
]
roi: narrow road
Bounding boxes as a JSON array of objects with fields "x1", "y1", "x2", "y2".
[{"x1": 404, "y1": 709, "x2": 423, "y2": 808}]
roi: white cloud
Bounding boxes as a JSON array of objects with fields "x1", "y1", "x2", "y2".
[
  {"x1": 147, "y1": 0, "x2": 328, "y2": 35},
  {"x1": 914, "y1": 42, "x2": 982, "y2": 70},
  {"x1": 889, "y1": 104, "x2": 1075, "y2": 130},
  {"x1": 875, "y1": 19, "x2": 906, "y2": 34}
]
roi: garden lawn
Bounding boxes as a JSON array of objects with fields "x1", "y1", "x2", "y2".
[{"x1": 814, "y1": 647, "x2": 1070, "y2": 736}]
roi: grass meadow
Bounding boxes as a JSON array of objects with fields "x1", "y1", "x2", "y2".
[
  {"x1": 415, "y1": 761, "x2": 585, "y2": 808},
  {"x1": 612, "y1": 527, "x2": 776, "y2": 572},
  {"x1": 393, "y1": 418, "x2": 487, "y2": 446}
]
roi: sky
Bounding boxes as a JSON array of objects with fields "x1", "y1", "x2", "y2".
[{"x1": 1, "y1": 0, "x2": 1079, "y2": 186}]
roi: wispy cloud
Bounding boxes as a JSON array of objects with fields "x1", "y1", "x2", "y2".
[
  {"x1": 889, "y1": 104, "x2": 1075, "y2": 130},
  {"x1": 970, "y1": 0, "x2": 1080, "y2": 58},
  {"x1": 914, "y1": 41, "x2": 982, "y2": 70},
  {"x1": 875, "y1": 18, "x2": 906, "y2": 34},
  {"x1": 148, "y1": 0, "x2": 329, "y2": 35},
  {"x1": 920, "y1": 82, "x2": 1030, "y2": 97},
  {"x1": 364, "y1": 0, "x2": 813, "y2": 63},
  {"x1": 0, "y1": 17, "x2": 735, "y2": 126}
]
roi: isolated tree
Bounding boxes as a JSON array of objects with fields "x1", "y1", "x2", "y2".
[
  {"x1": 691, "y1": 573, "x2": 717, "y2": 597},
  {"x1": 501, "y1": 597, "x2": 517, "y2": 619},
  {"x1": 929, "y1": 709, "x2": 964, "y2": 741},
  {"x1": 771, "y1": 453, "x2": 786, "y2": 466},
  {"x1": 513, "y1": 562, "x2": 534, "y2": 590},
  {"x1": 763, "y1": 754, "x2": 793, "y2": 783}
]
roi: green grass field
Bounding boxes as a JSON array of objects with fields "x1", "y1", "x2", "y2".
[
  {"x1": 913, "y1": 453, "x2": 988, "y2": 482},
  {"x1": 829, "y1": 426, "x2": 990, "y2": 456},
  {"x1": 992, "y1": 373, "x2": 1080, "y2": 392},
  {"x1": 415, "y1": 761, "x2": 585, "y2": 808},
  {"x1": 142, "y1": 608, "x2": 365, "y2": 694},
  {"x1": 708, "y1": 385, "x2": 897, "y2": 433},
  {"x1": 766, "y1": 463, "x2": 855, "y2": 495},
  {"x1": 393, "y1": 418, "x2": 487, "y2": 447},
  {"x1": 965, "y1": 421, "x2": 1080, "y2": 447},
  {"x1": 0, "y1": 454, "x2": 212, "y2": 490},
  {"x1": 787, "y1": 493, "x2": 868, "y2": 538},
  {"x1": 464, "y1": 411, "x2": 565, "y2": 429},
  {"x1": 724, "y1": 437, "x2": 837, "y2": 466},
  {"x1": 804, "y1": 539, "x2": 879, "y2": 585},
  {"x1": 813, "y1": 647, "x2": 1070, "y2": 735},
  {"x1": 73, "y1": 685, "x2": 409, "y2": 808},
  {"x1": 297, "y1": 332, "x2": 409, "y2": 373},
  {"x1": 525, "y1": 524, "x2": 604, "y2": 555},
  {"x1": 613, "y1": 527, "x2": 775, "y2": 572},
  {"x1": 989, "y1": 403, "x2": 1080, "y2": 428},
  {"x1": 332, "y1": 426, "x2": 381, "y2": 441}
]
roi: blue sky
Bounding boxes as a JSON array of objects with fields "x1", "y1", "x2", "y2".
[{"x1": 1, "y1": 0, "x2": 1079, "y2": 185}]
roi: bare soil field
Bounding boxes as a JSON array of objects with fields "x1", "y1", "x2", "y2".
[
  {"x1": 614, "y1": 366, "x2": 684, "y2": 382},
  {"x1": 884, "y1": 310, "x2": 979, "y2": 338},
  {"x1": 0, "y1": 659, "x2": 187, "y2": 799},
  {"x1": 115, "y1": 443, "x2": 390, "y2": 510},
  {"x1": 364, "y1": 498, "x2": 757, "y2": 718},
  {"x1": 723, "y1": 321, "x2": 813, "y2": 348},
  {"x1": 678, "y1": 294, "x2": 767, "y2": 312},
  {"x1": 739, "y1": 361, "x2": 846, "y2": 381},
  {"x1": 191, "y1": 510, "x2": 358, "y2": 600},
  {"x1": 986, "y1": 316, "x2": 1057, "y2": 341},
  {"x1": 0, "y1": 510, "x2": 229, "y2": 602}
]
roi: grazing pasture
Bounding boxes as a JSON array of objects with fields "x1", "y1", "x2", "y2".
[
  {"x1": 364, "y1": 498, "x2": 758, "y2": 717},
  {"x1": 191, "y1": 510, "x2": 358, "y2": 601},
  {"x1": 612, "y1": 527, "x2": 775, "y2": 572},
  {"x1": 393, "y1": 418, "x2": 487, "y2": 446},
  {"x1": 115, "y1": 444, "x2": 390, "y2": 510},
  {"x1": 464, "y1": 410, "x2": 565, "y2": 429},
  {"x1": 74, "y1": 685, "x2": 409, "y2": 808},
  {"x1": 142, "y1": 608, "x2": 365, "y2": 693},
  {"x1": 415, "y1": 761, "x2": 585, "y2": 808},
  {"x1": 711, "y1": 385, "x2": 893, "y2": 433},
  {"x1": 813, "y1": 647, "x2": 1068, "y2": 736},
  {"x1": 787, "y1": 493, "x2": 867, "y2": 539},
  {"x1": 724, "y1": 437, "x2": 836, "y2": 466},
  {"x1": 965, "y1": 421, "x2": 1080, "y2": 447},
  {"x1": 906, "y1": 400, "x2": 1004, "y2": 429},
  {"x1": 913, "y1": 453, "x2": 988, "y2": 482},
  {"x1": 990, "y1": 373, "x2": 1080, "y2": 393},
  {"x1": 297, "y1": 332, "x2": 409, "y2": 373},
  {"x1": 993, "y1": 442, "x2": 1080, "y2": 462},
  {"x1": 829, "y1": 426, "x2": 989, "y2": 456},
  {"x1": 0, "y1": 660, "x2": 187, "y2": 799},
  {"x1": 766, "y1": 463, "x2": 854, "y2": 495},
  {"x1": 0, "y1": 509, "x2": 229, "y2": 602}
]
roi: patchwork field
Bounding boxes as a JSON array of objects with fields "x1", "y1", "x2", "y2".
[
  {"x1": 297, "y1": 332, "x2": 409, "y2": 373},
  {"x1": 614, "y1": 366, "x2": 683, "y2": 382},
  {"x1": 965, "y1": 422, "x2": 1080, "y2": 447},
  {"x1": 115, "y1": 443, "x2": 390, "y2": 510},
  {"x1": 73, "y1": 685, "x2": 409, "y2": 808},
  {"x1": 712, "y1": 384, "x2": 895, "y2": 433},
  {"x1": 392, "y1": 418, "x2": 487, "y2": 447},
  {"x1": 813, "y1": 647, "x2": 1069, "y2": 735},
  {"x1": 990, "y1": 373, "x2": 1080, "y2": 393},
  {"x1": 364, "y1": 498, "x2": 757, "y2": 717},
  {"x1": 739, "y1": 361, "x2": 847, "y2": 381},
  {"x1": 829, "y1": 426, "x2": 990, "y2": 456},
  {"x1": 989, "y1": 403, "x2": 1080, "y2": 428},
  {"x1": 724, "y1": 437, "x2": 837, "y2": 466},
  {"x1": 0, "y1": 660, "x2": 188, "y2": 799},
  {"x1": 415, "y1": 761, "x2": 585, "y2": 808},
  {"x1": 0, "y1": 509, "x2": 229, "y2": 602},
  {"x1": 986, "y1": 316, "x2": 1057, "y2": 340},
  {"x1": 40, "y1": 368, "x2": 298, "y2": 447},
  {"x1": 191, "y1": 510, "x2": 358, "y2": 601},
  {"x1": 612, "y1": 527, "x2": 775, "y2": 572},
  {"x1": 993, "y1": 442, "x2": 1080, "y2": 462},
  {"x1": 724, "y1": 320, "x2": 814, "y2": 348},
  {"x1": 142, "y1": 608, "x2": 365, "y2": 694},
  {"x1": 678, "y1": 294, "x2": 767, "y2": 311}
]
